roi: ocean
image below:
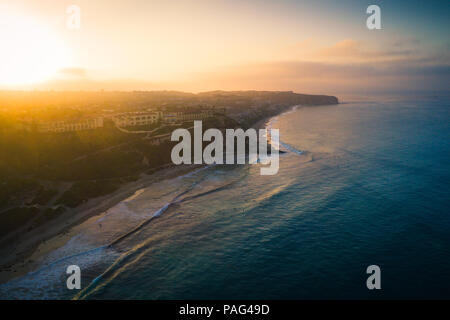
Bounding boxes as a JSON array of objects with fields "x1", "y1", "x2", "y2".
[{"x1": 1, "y1": 96, "x2": 450, "y2": 299}]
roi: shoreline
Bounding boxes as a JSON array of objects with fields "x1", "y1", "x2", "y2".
[
  {"x1": 0, "y1": 164, "x2": 205, "y2": 284},
  {"x1": 0, "y1": 106, "x2": 293, "y2": 285}
]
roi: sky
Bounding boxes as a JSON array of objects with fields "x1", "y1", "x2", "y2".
[{"x1": 0, "y1": 0, "x2": 449, "y2": 95}]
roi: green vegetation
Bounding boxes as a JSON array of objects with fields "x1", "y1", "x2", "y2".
[
  {"x1": 31, "y1": 206, "x2": 66, "y2": 229},
  {"x1": 0, "y1": 207, "x2": 40, "y2": 235},
  {"x1": 27, "y1": 186, "x2": 58, "y2": 206},
  {"x1": 56, "y1": 177, "x2": 138, "y2": 208},
  {"x1": 121, "y1": 122, "x2": 160, "y2": 131},
  {"x1": 0, "y1": 178, "x2": 39, "y2": 207}
]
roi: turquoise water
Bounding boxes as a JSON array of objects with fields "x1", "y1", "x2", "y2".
[{"x1": 2, "y1": 97, "x2": 450, "y2": 299}]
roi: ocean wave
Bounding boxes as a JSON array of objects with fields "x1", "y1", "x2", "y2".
[
  {"x1": 0, "y1": 245, "x2": 117, "y2": 300},
  {"x1": 280, "y1": 142, "x2": 304, "y2": 155},
  {"x1": 74, "y1": 174, "x2": 246, "y2": 299},
  {"x1": 265, "y1": 106, "x2": 305, "y2": 156},
  {"x1": 0, "y1": 165, "x2": 219, "y2": 299}
]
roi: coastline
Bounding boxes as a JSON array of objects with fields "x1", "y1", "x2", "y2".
[
  {"x1": 0, "y1": 164, "x2": 205, "y2": 284},
  {"x1": 0, "y1": 105, "x2": 295, "y2": 285}
]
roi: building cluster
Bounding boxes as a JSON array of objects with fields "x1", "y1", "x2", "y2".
[
  {"x1": 20, "y1": 117, "x2": 104, "y2": 133},
  {"x1": 19, "y1": 107, "x2": 225, "y2": 133},
  {"x1": 112, "y1": 108, "x2": 219, "y2": 127}
]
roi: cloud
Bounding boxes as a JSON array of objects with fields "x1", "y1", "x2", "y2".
[
  {"x1": 181, "y1": 58, "x2": 450, "y2": 94},
  {"x1": 318, "y1": 39, "x2": 415, "y2": 62},
  {"x1": 18, "y1": 38, "x2": 449, "y2": 95},
  {"x1": 28, "y1": 58, "x2": 449, "y2": 95},
  {"x1": 279, "y1": 38, "x2": 421, "y2": 64}
]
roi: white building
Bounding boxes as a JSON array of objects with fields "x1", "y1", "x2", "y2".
[
  {"x1": 112, "y1": 112, "x2": 162, "y2": 127},
  {"x1": 162, "y1": 109, "x2": 216, "y2": 124}
]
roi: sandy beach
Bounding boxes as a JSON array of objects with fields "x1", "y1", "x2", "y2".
[{"x1": 0, "y1": 163, "x2": 205, "y2": 284}]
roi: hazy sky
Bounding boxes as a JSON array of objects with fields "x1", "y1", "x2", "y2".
[{"x1": 0, "y1": 0, "x2": 449, "y2": 94}]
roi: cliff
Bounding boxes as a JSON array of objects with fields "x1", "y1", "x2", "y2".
[
  {"x1": 289, "y1": 92, "x2": 339, "y2": 105},
  {"x1": 196, "y1": 90, "x2": 338, "y2": 106}
]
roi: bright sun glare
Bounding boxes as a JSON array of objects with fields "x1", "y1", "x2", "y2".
[{"x1": 0, "y1": 10, "x2": 70, "y2": 86}]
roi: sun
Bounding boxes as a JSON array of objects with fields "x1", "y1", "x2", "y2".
[{"x1": 0, "y1": 10, "x2": 70, "y2": 86}]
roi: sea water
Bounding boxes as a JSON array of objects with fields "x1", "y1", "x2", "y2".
[{"x1": 2, "y1": 96, "x2": 449, "y2": 299}]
